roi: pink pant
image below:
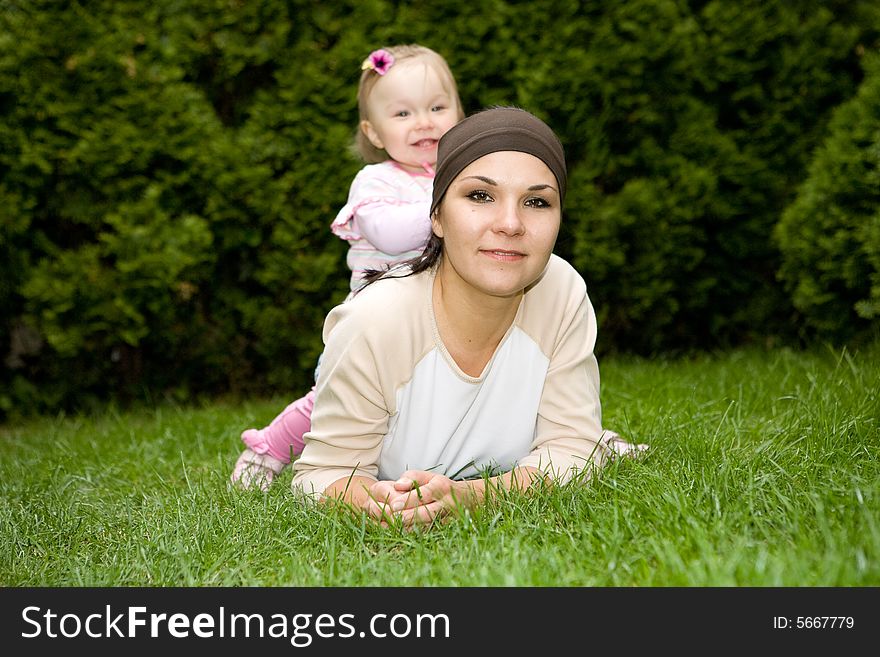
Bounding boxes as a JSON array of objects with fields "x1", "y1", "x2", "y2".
[{"x1": 241, "y1": 388, "x2": 315, "y2": 463}]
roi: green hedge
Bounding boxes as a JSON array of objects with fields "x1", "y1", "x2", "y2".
[
  {"x1": 776, "y1": 52, "x2": 880, "y2": 342},
  {"x1": 1, "y1": 0, "x2": 877, "y2": 417}
]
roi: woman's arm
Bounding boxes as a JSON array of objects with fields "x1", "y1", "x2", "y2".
[
  {"x1": 290, "y1": 302, "x2": 390, "y2": 498},
  {"x1": 517, "y1": 260, "x2": 611, "y2": 482},
  {"x1": 322, "y1": 475, "x2": 381, "y2": 508},
  {"x1": 292, "y1": 272, "x2": 435, "y2": 503}
]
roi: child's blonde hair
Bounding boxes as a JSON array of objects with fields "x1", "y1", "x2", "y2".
[{"x1": 356, "y1": 44, "x2": 464, "y2": 163}]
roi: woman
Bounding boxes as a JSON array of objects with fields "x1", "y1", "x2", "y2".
[{"x1": 292, "y1": 107, "x2": 645, "y2": 527}]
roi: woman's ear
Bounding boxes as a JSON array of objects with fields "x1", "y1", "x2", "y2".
[
  {"x1": 360, "y1": 120, "x2": 384, "y2": 149},
  {"x1": 431, "y1": 211, "x2": 444, "y2": 238}
]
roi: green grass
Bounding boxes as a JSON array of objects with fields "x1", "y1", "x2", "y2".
[{"x1": 1, "y1": 345, "x2": 878, "y2": 586}]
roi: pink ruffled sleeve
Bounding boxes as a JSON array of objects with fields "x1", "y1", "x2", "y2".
[{"x1": 331, "y1": 165, "x2": 432, "y2": 255}]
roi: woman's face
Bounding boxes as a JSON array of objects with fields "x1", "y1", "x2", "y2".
[{"x1": 433, "y1": 150, "x2": 561, "y2": 300}]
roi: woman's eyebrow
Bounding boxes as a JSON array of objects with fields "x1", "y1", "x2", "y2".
[
  {"x1": 460, "y1": 177, "x2": 557, "y2": 193},
  {"x1": 461, "y1": 175, "x2": 498, "y2": 186}
]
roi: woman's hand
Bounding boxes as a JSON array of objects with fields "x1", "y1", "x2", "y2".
[
  {"x1": 331, "y1": 474, "x2": 469, "y2": 528},
  {"x1": 379, "y1": 470, "x2": 478, "y2": 528},
  {"x1": 362, "y1": 479, "x2": 412, "y2": 525},
  {"x1": 338, "y1": 466, "x2": 543, "y2": 529}
]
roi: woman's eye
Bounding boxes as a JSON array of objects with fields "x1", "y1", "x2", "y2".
[
  {"x1": 467, "y1": 190, "x2": 493, "y2": 203},
  {"x1": 525, "y1": 197, "x2": 551, "y2": 208}
]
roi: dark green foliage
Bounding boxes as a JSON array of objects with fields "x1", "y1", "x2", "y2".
[
  {"x1": 776, "y1": 53, "x2": 880, "y2": 342},
  {"x1": 540, "y1": 0, "x2": 874, "y2": 352},
  {"x1": 1, "y1": 0, "x2": 877, "y2": 417}
]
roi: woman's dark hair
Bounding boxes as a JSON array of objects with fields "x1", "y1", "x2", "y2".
[{"x1": 357, "y1": 232, "x2": 444, "y2": 292}]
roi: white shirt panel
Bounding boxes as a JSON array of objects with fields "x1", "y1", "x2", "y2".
[{"x1": 379, "y1": 327, "x2": 550, "y2": 480}]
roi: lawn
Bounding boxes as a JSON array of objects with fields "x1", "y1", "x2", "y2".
[{"x1": 1, "y1": 345, "x2": 877, "y2": 586}]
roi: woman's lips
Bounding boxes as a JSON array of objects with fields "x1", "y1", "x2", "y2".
[{"x1": 480, "y1": 249, "x2": 526, "y2": 261}]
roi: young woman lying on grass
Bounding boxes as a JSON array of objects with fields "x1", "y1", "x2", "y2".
[{"x1": 291, "y1": 107, "x2": 647, "y2": 528}]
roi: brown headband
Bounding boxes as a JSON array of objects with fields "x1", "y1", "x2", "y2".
[{"x1": 430, "y1": 107, "x2": 567, "y2": 216}]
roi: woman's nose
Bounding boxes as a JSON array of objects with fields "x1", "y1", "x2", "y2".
[{"x1": 494, "y1": 201, "x2": 526, "y2": 235}]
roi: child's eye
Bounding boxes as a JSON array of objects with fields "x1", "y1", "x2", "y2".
[
  {"x1": 395, "y1": 110, "x2": 410, "y2": 118},
  {"x1": 466, "y1": 190, "x2": 493, "y2": 203},
  {"x1": 525, "y1": 197, "x2": 551, "y2": 208},
  {"x1": 431, "y1": 105, "x2": 447, "y2": 112}
]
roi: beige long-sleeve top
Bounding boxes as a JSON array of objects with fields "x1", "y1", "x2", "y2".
[{"x1": 292, "y1": 254, "x2": 610, "y2": 497}]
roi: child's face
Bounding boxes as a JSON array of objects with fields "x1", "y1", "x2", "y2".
[{"x1": 361, "y1": 58, "x2": 459, "y2": 174}]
